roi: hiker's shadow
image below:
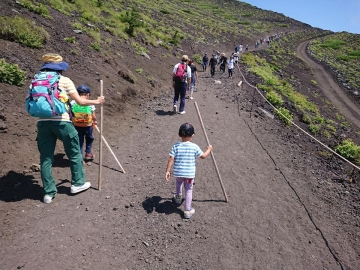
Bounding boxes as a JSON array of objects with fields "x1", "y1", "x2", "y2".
[
  {"x1": 0, "y1": 170, "x2": 42, "y2": 202},
  {"x1": 53, "y1": 153, "x2": 70, "y2": 168},
  {"x1": 155, "y1": 110, "x2": 175, "y2": 116},
  {"x1": 142, "y1": 195, "x2": 182, "y2": 216}
]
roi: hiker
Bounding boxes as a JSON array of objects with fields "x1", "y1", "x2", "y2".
[
  {"x1": 245, "y1": 44, "x2": 249, "y2": 51},
  {"x1": 172, "y1": 55, "x2": 191, "y2": 115},
  {"x1": 70, "y1": 84, "x2": 97, "y2": 163},
  {"x1": 202, "y1": 53, "x2": 208, "y2": 72},
  {"x1": 239, "y1": 44, "x2": 243, "y2": 53},
  {"x1": 228, "y1": 55, "x2": 235, "y2": 78},
  {"x1": 34, "y1": 53, "x2": 105, "y2": 204},
  {"x1": 165, "y1": 123, "x2": 212, "y2": 219},
  {"x1": 234, "y1": 44, "x2": 239, "y2": 54},
  {"x1": 188, "y1": 60, "x2": 198, "y2": 100},
  {"x1": 218, "y1": 53, "x2": 227, "y2": 73},
  {"x1": 233, "y1": 52, "x2": 239, "y2": 65},
  {"x1": 209, "y1": 54, "x2": 217, "y2": 78}
]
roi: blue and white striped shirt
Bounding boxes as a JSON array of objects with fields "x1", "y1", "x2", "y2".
[{"x1": 169, "y1": 141, "x2": 203, "y2": 178}]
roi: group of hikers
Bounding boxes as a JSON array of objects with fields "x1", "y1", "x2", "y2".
[
  {"x1": 30, "y1": 35, "x2": 279, "y2": 217},
  {"x1": 29, "y1": 53, "x2": 211, "y2": 220}
]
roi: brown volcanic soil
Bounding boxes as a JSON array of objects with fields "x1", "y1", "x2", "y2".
[{"x1": 1, "y1": 1, "x2": 360, "y2": 270}]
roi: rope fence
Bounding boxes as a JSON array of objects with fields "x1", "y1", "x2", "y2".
[{"x1": 234, "y1": 63, "x2": 360, "y2": 174}]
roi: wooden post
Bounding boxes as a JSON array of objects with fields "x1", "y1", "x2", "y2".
[
  {"x1": 194, "y1": 102, "x2": 229, "y2": 202},
  {"x1": 98, "y1": 80, "x2": 104, "y2": 190}
]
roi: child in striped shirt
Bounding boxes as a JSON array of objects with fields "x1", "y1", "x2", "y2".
[{"x1": 165, "y1": 123, "x2": 212, "y2": 219}]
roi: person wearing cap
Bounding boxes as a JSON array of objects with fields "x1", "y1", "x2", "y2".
[
  {"x1": 172, "y1": 55, "x2": 191, "y2": 115},
  {"x1": 36, "y1": 53, "x2": 105, "y2": 204},
  {"x1": 165, "y1": 123, "x2": 213, "y2": 219},
  {"x1": 202, "y1": 53, "x2": 208, "y2": 72},
  {"x1": 70, "y1": 84, "x2": 97, "y2": 163}
]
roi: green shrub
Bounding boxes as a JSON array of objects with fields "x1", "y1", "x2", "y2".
[
  {"x1": 0, "y1": 16, "x2": 49, "y2": 48},
  {"x1": 169, "y1": 30, "x2": 184, "y2": 46},
  {"x1": 320, "y1": 39, "x2": 345, "y2": 50},
  {"x1": 191, "y1": 54, "x2": 202, "y2": 64},
  {"x1": 0, "y1": 59, "x2": 26, "y2": 86},
  {"x1": 135, "y1": 68, "x2": 143, "y2": 74},
  {"x1": 64, "y1": 36, "x2": 76, "y2": 43},
  {"x1": 120, "y1": 7, "x2": 143, "y2": 36},
  {"x1": 90, "y1": 42, "x2": 101, "y2": 51},
  {"x1": 17, "y1": 0, "x2": 51, "y2": 18},
  {"x1": 266, "y1": 91, "x2": 283, "y2": 108},
  {"x1": 160, "y1": 9, "x2": 170, "y2": 14},
  {"x1": 274, "y1": 107, "x2": 292, "y2": 126},
  {"x1": 309, "y1": 123, "x2": 320, "y2": 134},
  {"x1": 301, "y1": 113, "x2": 312, "y2": 124},
  {"x1": 323, "y1": 130, "x2": 331, "y2": 138},
  {"x1": 335, "y1": 139, "x2": 360, "y2": 161}
]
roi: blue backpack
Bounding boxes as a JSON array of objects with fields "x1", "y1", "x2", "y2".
[{"x1": 26, "y1": 71, "x2": 68, "y2": 118}]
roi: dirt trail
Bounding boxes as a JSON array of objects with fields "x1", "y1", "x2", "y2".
[
  {"x1": 297, "y1": 41, "x2": 360, "y2": 129},
  {"x1": 1, "y1": 63, "x2": 359, "y2": 269}
]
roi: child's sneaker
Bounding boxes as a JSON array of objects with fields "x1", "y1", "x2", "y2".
[
  {"x1": 172, "y1": 195, "x2": 183, "y2": 206},
  {"x1": 84, "y1": 153, "x2": 94, "y2": 161},
  {"x1": 184, "y1": 208, "x2": 195, "y2": 219}
]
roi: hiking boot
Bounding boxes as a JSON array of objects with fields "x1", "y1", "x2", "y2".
[
  {"x1": 70, "y1": 182, "x2": 91, "y2": 194},
  {"x1": 173, "y1": 104, "x2": 177, "y2": 113},
  {"x1": 184, "y1": 208, "x2": 195, "y2": 219},
  {"x1": 84, "y1": 153, "x2": 94, "y2": 161},
  {"x1": 172, "y1": 195, "x2": 183, "y2": 206},
  {"x1": 43, "y1": 194, "x2": 54, "y2": 204},
  {"x1": 178, "y1": 111, "x2": 186, "y2": 115}
]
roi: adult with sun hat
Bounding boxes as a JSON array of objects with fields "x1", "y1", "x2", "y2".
[{"x1": 35, "y1": 53, "x2": 105, "y2": 204}]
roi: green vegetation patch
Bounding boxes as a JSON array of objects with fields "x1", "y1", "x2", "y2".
[
  {"x1": 0, "y1": 16, "x2": 49, "y2": 48},
  {"x1": 17, "y1": 0, "x2": 51, "y2": 18},
  {"x1": 0, "y1": 59, "x2": 26, "y2": 86},
  {"x1": 335, "y1": 139, "x2": 360, "y2": 162},
  {"x1": 319, "y1": 39, "x2": 346, "y2": 50}
]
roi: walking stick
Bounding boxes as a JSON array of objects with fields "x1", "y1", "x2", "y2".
[
  {"x1": 98, "y1": 80, "x2": 104, "y2": 190},
  {"x1": 94, "y1": 125, "x2": 126, "y2": 174},
  {"x1": 194, "y1": 102, "x2": 229, "y2": 202}
]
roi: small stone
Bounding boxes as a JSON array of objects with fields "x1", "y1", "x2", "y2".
[{"x1": 142, "y1": 241, "x2": 149, "y2": 247}]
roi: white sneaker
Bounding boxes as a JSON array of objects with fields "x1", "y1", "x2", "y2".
[
  {"x1": 184, "y1": 208, "x2": 195, "y2": 219},
  {"x1": 43, "y1": 194, "x2": 54, "y2": 204},
  {"x1": 70, "y1": 182, "x2": 91, "y2": 194},
  {"x1": 190, "y1": 97, "x2": 193, "y2": 100},
  {"x1": 173, "y1": 104, "x2": 177, "y2": 113},
  {"x1": 178, "y1": 111, "x2": 186, "y2": 115}
]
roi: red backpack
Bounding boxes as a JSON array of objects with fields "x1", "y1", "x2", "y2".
[{"x1": 173, "y1": 63, "x2": 187, "y2": 83}]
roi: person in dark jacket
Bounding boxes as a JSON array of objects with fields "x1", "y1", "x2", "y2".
[
  {"x1": 202, "y1": 53, "x2": 209, "y2": 72},
  {"x1": 209, "y1": 54, "x2": 217, "y2": 78}
]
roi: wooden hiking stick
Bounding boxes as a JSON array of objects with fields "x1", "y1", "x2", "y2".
[
  {"x1": 95, "y1": 125, "x2": 126, "y2": 174},
  {"x1": 194, "y1": 102, "x2": 229, "y2": 202},
  {"x1": 98, "y1": 80, "x2": 104, "y2": 190}
]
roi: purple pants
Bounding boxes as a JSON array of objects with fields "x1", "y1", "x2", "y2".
[{"x1": 176, "y1": 177, "x2": 194, "y2": 211}]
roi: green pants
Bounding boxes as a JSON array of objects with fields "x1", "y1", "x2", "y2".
[{"x1": 37, "y1": 121, "x2": 85, "y2": 196}]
